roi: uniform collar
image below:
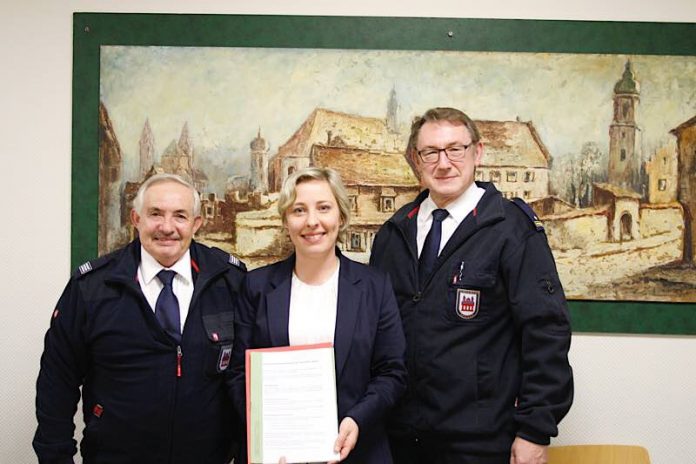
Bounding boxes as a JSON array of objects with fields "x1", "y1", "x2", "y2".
[
  {"x1": 139, "y1": 246, "x2": 193, "y2": 286},
  {"x1": 471, "y1": 181, "x2": 506, "y2": 226},
  {"x1": 419, "y1": 182, "x2": 486, "y2": 226},
  {"x1": 106, "y1": 239, "x2": 229, "y2": 287},
  {"x1": 389, "y1": 182, "x2": 504, "y2": 232}
]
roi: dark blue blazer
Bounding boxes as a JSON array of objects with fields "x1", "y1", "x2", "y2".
[{"x1": 231, "y1": 251, "x2": 406, "y2": 464}]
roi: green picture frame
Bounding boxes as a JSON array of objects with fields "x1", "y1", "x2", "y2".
[{"x1": 72, "y1": 13, "x2": 696, "y2": 334}]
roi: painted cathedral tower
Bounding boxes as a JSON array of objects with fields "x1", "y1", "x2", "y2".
[
  {"x1": 160, "y1": 122, "x2": 194, "y2": 178},
  {"x1": 608, "y1": 60, "x2": 641, "y2": 191}
]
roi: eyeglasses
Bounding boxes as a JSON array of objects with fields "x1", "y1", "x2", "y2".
[{"x1": 416, "y1": 144, "x2": 472, "y2": 164}]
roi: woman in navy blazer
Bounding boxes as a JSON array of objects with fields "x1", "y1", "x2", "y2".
[{"x1": 230, "y1": 167, "x2": 406, "y2": 463}]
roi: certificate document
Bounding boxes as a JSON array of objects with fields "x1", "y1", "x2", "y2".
[{"x1": 246, "y1": 343, "x2": 340, "y2": 464}]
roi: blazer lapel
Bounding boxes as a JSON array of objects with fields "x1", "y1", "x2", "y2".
[
  {"x1": 266, "y1": 256, "x2": 294, "y2": 347},
  {"x1": 334, "y1": 254, "x2": 361, "y2": 379}
]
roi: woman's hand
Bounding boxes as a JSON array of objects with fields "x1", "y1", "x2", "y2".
[
  {"x1": 278, "y1": 416, "x2": 359, "y2": 464},
  {"x1": 329, "y1": 417, "x2": 359, "y2": 463}
]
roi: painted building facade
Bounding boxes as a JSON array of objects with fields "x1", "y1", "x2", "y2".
[
  {"x1": 474, "y1": 119, "x2": 551, "y2": 201},
  {"x1": 671, "y1": 115, "x2": 696, "y2": 263},
  {"x1": 645, "y1": 143, "x2": 678, "y2": 204}
]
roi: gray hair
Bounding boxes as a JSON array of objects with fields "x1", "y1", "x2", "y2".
[
  {"x1": 133, "y1": 173, "x2": 201, "y2": 216},
  {"x1": 277, "y1": 167, "x2": 351, "y2": 241}
]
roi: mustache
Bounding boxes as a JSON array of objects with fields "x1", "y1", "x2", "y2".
[{"x1": 153, "y1": 234, "x2": 180, "y2": 240}]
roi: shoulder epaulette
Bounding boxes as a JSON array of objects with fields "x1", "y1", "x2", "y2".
[
  {"x1": 72, "y1": 253, "x2": 114, "y2": 278},
  {"x1": 212, "y1": 247, "x2": 247, "y2": 272},
  {"x1": 511, "y1": 197, "x2": 544, "y2": 232},
  {"x1": 228, "y1": 253, "x2": 247, "y2": 272}
]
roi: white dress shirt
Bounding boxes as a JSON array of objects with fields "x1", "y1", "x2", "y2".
[
  {"x1": 417, "y1": 182, "x2": 486, "y2": 257},
  {"x1": 288, "y1": 262, "x2": 340, "y2": 347},
  {"x1": 137, "y1": 247, "x2": 195, "y2": 333}
]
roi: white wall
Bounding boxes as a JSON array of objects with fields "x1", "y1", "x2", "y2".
[{"x1": 2, "y1": 1, "x2": 695, "y2": 463}]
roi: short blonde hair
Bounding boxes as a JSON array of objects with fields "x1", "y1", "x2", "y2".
[{"x1": 277, "y1": 167, "x2": 351, "y2": 241}]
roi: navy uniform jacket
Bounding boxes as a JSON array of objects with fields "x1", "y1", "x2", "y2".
[
  {"x1": 369, "y1": 182, "x2": 573, "y2": 455},
  {"x1": 33, "y1": 239, "x2": 245, "y2": 464},
  {"x1": 230, "y1": 251, "x2": 407, "y2": 464}
]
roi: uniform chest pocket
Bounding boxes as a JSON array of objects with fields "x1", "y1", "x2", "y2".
[
  {"x1": 202, "y1": 312, "x2": 234, "y2": 376},
  {"x1": 446, "y1": 265, "x2": 497, "y2": 324}
]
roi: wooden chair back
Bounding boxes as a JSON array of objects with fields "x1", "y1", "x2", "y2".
[{"x1": 547, "y1": 444, "x2": 650, "y2": 464}]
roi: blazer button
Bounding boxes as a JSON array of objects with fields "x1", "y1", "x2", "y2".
[{"x1": 412, "y1": 293, "x2": 421, "y2": 302}]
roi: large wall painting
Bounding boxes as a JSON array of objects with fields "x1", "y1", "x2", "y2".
[
  {"x1": 99, "y1": 46, "x2": 696, "y2": 303},
  {"x1": 74, "y1": 14, "x2": 696, "y2": 334}
]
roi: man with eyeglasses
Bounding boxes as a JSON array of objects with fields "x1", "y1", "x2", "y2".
[{"x1": 370, "y1": 107, "x2": 573, "y2": 464}]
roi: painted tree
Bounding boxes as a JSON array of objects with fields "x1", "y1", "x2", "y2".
[
  {"x1": 551, "y1": 141, "x2": 607, "y2": 208},
  {"x1": 575, "y1": 141, "x2": 606, "y2": 207}
]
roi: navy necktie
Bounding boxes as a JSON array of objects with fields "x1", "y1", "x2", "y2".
[
  {"x1": 419, "y1": 208, "x2": 449, "y2": 285},
  {"x1": 155, "y1": 270, "x2": 181, "y2": 343}
]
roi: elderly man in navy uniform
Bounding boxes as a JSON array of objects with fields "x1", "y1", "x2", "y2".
[
  {"x1": 370, "y1": 108, "x2": 573, "y2": 464},
  {"x1": 34, "y1": 173, "x2": 246, "y2": 464}
]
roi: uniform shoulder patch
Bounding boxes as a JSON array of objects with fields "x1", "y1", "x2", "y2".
[
  {"x1": 211, "y1": 247, "x2": 247, "y2": 272},
  {"x1": 511, "y1": 197, "x2": 544, "y2": 232},
  {"x1": 72, "y1": 253, "x2": 113, "y2": 278},
  {"x1": 228, "y1": 253, "x2": 247, "y2": 272},
  {"x1": 78, "y1": 261, "x2": 92, "y2": 275}
]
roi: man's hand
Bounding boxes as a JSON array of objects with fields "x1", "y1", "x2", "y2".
[
  {"x1": 510, "y1": 437, "x2": 548, "y2": 464},
  {"x1": 329, "y1": 417, "x2": 359, "y2": 463}
]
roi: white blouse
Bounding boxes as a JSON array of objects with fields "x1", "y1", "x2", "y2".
[{"x1": 288, "y1": 262, "x2": 340, "y2": 346}]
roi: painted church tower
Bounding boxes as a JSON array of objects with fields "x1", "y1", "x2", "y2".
[
  {"x1": 608, "y1": 60, "x2": 641, "y2": 191},
  {"x1": 249, "y1": 128, "x2": 269, "y2": 193},
  {"x1": 386, "y1": 86, "x2": 399, "y2": 134},
  {"x1": 138, "y1": 118, "x2": 155, "y2": 178}
]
